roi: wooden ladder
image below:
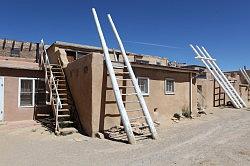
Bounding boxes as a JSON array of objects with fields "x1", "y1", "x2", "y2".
[{"x1": 92, "y1": 8, "x2": 157, "y2": 144}]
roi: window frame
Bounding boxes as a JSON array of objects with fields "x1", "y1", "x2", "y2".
[
  {"x1": 137, "y1": 77, "x2": 150, "y2": 96},
  {"x1": 165, "y1": 78, "x2": 175, "y2": 95},
  {"x1": 18, "y1": 78, "x2": 39, "y2": 108}
]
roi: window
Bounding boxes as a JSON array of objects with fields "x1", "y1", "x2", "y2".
[
  {"x1": 11, "y1": 48, "x2": 21, "y2": 57},
  {"x1": 138, "y1": 77, "x2": 149, "y2": 95},
  {"x1": 135, "y1": 59, "x2": 149, "y2": 64},
  {"x1": 165, "y1": 78, "x2": 175, "y2": 94},
  {"x1": 19, "y1": 78, "x2": 46, "y2": 107},
  {"x1": 19, "y1": 79, "x2": 34, "y2": 107}
]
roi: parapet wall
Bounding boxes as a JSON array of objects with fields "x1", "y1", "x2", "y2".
[{"x1": 0, "y1": 39, "x2": 41, "y2": 61}]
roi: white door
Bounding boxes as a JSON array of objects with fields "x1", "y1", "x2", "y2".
[{"x1": 0, "y1": 77, "x2": 4, "y2": 121}]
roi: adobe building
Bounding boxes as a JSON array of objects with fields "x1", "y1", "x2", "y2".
[
  {"x1": 186, "y1": 65, "x2": 250, "y2": 110},
  {"x1": 1, "y1": 38, "x2": 249, "y2": 141},
  {"x1": 46, "y1": 41, "x2": 199, "y2": 137},
  {"x1": 0, "y1": 39, "x2": 46, "y2": 122}
]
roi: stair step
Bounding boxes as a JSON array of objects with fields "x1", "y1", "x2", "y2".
[
  {"x1": 36, "y1": 114, "x2": 51, "y2": 117},
  {"x1": 58, "y1": 109, "x2": 69, "y2": 112},
  {"x1": 130, "y1": 116, "x2": 146, "y2": 121},
  {"x1": 126, "y1": 108, "x2": 142, "y2": 112},
  {"x1": 58, "y1": 114, "x2": 70, "y2": 118},
  {"x1": 59, "y1": 121, "x2": 74, "y2": 124},
  {"x1": 54, "y1": 76, "x2": 65, "y2": 78},
  {"x1": 53, "y1": 93, "x2": 67, "y2": 96},
  {"x1": 51, "y1": 68, "x2": 63, "y2": 70}
]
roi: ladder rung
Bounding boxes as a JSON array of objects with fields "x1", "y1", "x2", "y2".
[
  {"x1": 127, "y1": 108, "x2": 142, "y2": 112},
  {"x1": 116, "y1": 78, "x2": 132, "y2": 81},
  {"x1": 119, "y1": 86, "x2": 134, "y2": 88},
  {"x1": 121, "y1": 93, "x2": 137, "y2": 96},
  {"x1": 111, "y1": 61, "x2": 125, "y2": 64},
  {"x1": 130, "y1": 116, "x2": 146, "y2": 121},
  {"x1": 113, "y1": 66, "x2": 127, "y2": 69},
  {"x1": 123, "y1": 101, "x2": 139, "y2": 103},
  {"x1": 115, "y1": 72, "x2": 129, "y2": 75}
]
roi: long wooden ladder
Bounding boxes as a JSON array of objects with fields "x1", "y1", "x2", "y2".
[
  {"x1": 190, "y1": 45, "x2": 247, "y2": 109},
  {"x1": 92, "y1": 8, "x2": 157, "y2": 144},
  {"x1": 240, "y1": 68, "x2": 250, "y2": 85}
]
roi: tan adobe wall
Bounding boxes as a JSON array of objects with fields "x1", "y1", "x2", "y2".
[
  {"x1": 127, "y1": 54, "x2": 168, "y2": 66},
  {"x1": 64, "y1": 54, "x2": 94, "y2": 136},
  {"x1": 196, "y1": 77, "x2": 214, "y2": 109},
  {"x1": 197, "y1": 71, "x2": 250, "y2": 108},
  {"x1": 0, "y1": 68, "x2": 44, "y2": 121},
  {"x1": 64, "y1": 53, "x2": 196, "y2": 136}
]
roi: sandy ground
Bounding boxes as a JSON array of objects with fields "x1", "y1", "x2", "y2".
[{"x1": 0, "y1": 107, "x2": 250, "y2": 166}]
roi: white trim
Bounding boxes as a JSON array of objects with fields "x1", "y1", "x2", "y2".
[
  {"x1": 0, "y1": 77, "x2": 4, "y2": 121},
  {"x1": 165, "y1": 78, "x2": 175, "y2": 95},
  {"x1": 137, "y1": 77, "x2": 150, "y2": 96},
  {"x1": 18, "y1": 78, "x2": 36, "y2": 108}
]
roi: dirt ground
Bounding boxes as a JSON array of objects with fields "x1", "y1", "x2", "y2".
[{"x1": 0, "y1": 107, "x2": 250, "y2": 166}]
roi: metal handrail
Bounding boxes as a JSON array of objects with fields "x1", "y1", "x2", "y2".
[{"x1": 40, "y1": 39, "x2": 62, "y2": 131}]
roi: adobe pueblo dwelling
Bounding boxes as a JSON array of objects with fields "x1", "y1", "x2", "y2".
[
  {"x1": 0, "y1": 39, "x2": 47, "y2": 121},
  {"x1": 1, "y1": 38, "x2": 249, "y2": 143},
  {"x1": 46, "y1": 41, "x2": 198, "y2": 142}
]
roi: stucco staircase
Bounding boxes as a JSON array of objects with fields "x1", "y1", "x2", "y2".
[
  {"x1": 47, "y1": 64, "x2": 78, "y2": 135},
  {"x1": 40, "y1": 40, "x2": 81, "y2": 135}
]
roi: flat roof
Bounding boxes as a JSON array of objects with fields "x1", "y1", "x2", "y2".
[
  {"x1": 53, "y1": 41, "x2": 168, "y2": 60},
  {"x1": 0, "y1": 59, "x2": 40, "y2": 70},
  {"x1": 131, "y1": 62, "x2": 199, "y2": 73}
]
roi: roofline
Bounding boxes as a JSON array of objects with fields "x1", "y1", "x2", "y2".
[
  {"x1": 52, "y1": 41, "x2": 168, "y2": 60},
  {"x1": 131, "y1": 62, "x2": 199, "y2": 73}
]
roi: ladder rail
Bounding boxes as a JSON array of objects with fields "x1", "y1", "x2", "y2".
[
  {"x1": 107, "y1": 14, "x2": 158, "y2": 139},
  {"x1": 92, "y1": 8, "x2": 136, "y2": 144},
  {"x1": 201, "y1": 46, "x2": 247, "y2": 108},
  {"x1": 190, "y1": 45, "x2": 241, "y2": 108},
  {"x1": 195, "y1": 46, "x2": 243, "y2": 108},
  {"x1": 243, "y1": 69, "x2": 250, "y2": 83},
  {"x1": 240, "y1": 68, "x2": 250, "y2": 85}
]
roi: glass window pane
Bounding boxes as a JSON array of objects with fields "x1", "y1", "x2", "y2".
[
  {"x1": 20, "y1": 93, "x2": 33, "y2": 106},
  {"x1": 21, "y1": 80, "x2": 33, "y2": 93},
  {"x1": 166, "y1": 79, "x2": 174, "y2": 93},
  {"x1": 20, "y1": 79, "x2": 33, "y2": 106},
  {"x1": 138, "y1": 78, "x2": 148, "y2": 94}
]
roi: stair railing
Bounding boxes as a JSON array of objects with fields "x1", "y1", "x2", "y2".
[{"x1": 40, "y1": 39, "x2": 62, "y2": 132}]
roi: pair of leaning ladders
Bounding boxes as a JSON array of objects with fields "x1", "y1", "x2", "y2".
[
  {"x1": 240, "y1": 68, "x2": 250, "y2": 85},
  {"x1": 91, "y1": 8, "x2": 158, "y2": 144},
  {"x1": 190, "y1": 45, "x2": 247, "y2": 109}
]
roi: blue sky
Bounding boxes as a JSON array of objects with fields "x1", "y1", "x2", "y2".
[{"x1": 0, "y1": 0, "x2": 249, "y2": 71}]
